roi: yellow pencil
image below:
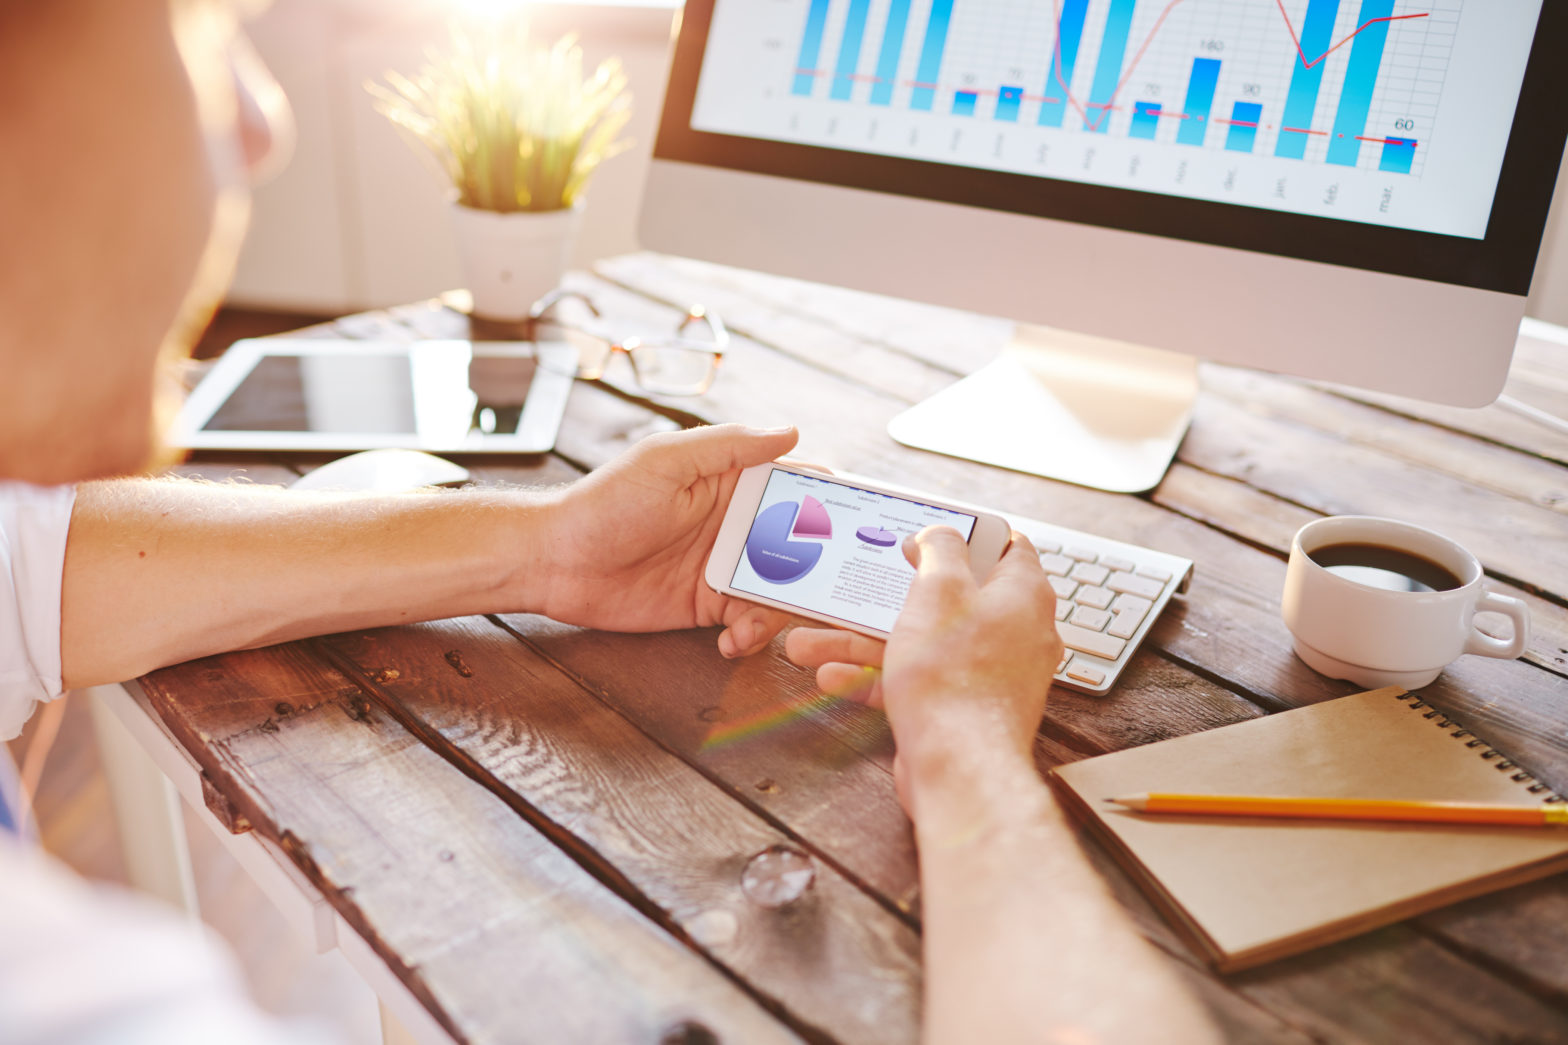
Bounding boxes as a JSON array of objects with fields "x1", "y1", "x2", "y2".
[{"x1": 1108, "y1": 793, "x2": 1568, "y2": 827}]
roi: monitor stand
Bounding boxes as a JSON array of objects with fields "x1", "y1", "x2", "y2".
[{"x1": 886, "y1": 323, "x2": 1199, "y2": 494}]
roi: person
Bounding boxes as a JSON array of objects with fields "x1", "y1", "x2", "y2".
[{"x1": 0, "y1": 0, "x2": 1218, "y2": 1041}]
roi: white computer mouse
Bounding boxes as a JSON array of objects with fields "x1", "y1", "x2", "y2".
[{"x1": 290, "y1": 449, "x2": 471, "y2": 493}]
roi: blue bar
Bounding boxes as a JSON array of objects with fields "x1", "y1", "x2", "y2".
[
  {"x1": 952, "y1": 90, "x2": 978, "y2": 116},
  {"x1": 1275, "y1": 0, "x2": 1341, "y2": 158},
  {"x1": 1225, "y1": 101, "x2": 1263, "y2": 152},
  {"x1": 910, "y1": 0, "x2": 954, "y2": 111},
  {"x1": 1038, "y1": 0, "x2": 1090, "y2": 128},
  {"x1": 1085, "y1": 0, "x2": 1137, "y2": 132},
  {"x1": 870, "y1": 0, "x2": 913, "y2": 106},
  {"x1": 1379, "y1": 137, "x2": 1416, "y2": 174},
  {"x1": 792, "y1": 0, "x2": 832, "y2": 97},
  {"x1": 1129, "y1": 101, "x2": 1161, "y2": 140},
  {"x1": 1326, "y1": 0, "x2": 1395, "y2": 166},
  {"x1": 995, "y1": 85, "x2": 1023, "y2": 122},
  {"x1": 1176, "y1": 57, "x2": 1221, "y2": 146},
  {"x1": 831, "y1": 0, "x2": 873, "y2": 101}
]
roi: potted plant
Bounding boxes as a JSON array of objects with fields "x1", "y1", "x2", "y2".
[{"x1": 369, "y1": 21, "x2": 631, "y2": 321}]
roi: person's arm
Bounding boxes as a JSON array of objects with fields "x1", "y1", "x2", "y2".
[
  {"x1": 787, "y1": 529, "x2": 1217, "y2": 1045},
  {"x1": 60, "y1": 424, "x2": 799, "y2": 688}
]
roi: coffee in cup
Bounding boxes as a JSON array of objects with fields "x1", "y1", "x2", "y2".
[{"x1": 1281, "y1": 516, "x2": 1530, "y2": 689}]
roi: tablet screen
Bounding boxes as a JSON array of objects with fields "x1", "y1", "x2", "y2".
[
  {"x1": 200, "y1": 352, "x2": 538, "y2": 436},
  {"x1": 174, "y1": 338, "x2": 576, "y2": 453}
]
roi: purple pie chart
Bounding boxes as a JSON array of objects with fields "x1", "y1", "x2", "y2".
[
  {"x1": 745, "y1": 501, "x2": 823, "y2": 583},
  {"x1": 856, "y1": 526, "x2": 899, "y2": 547}
]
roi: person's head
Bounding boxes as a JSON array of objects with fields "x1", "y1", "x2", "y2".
[{"x1": 0, "y1": 0, "x2": 290, "y2": 484}]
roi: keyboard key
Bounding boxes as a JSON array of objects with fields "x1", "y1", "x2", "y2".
[
  {"x1": 1039, "y1": 552, "x2": 1074, "y2": 576},
  {"x1": 1070, "y1": 562, "x2": 1110, "y2": 587},
  {"x1": 1033, "y1": 538, "x2": 1062, "y2": 555},
  {"x1": 1054, "y1": 600, "x2": 1071, "y2": 621},
  {"x1": 1056, "y1": 621, "x2": 1128, "y2": 661},
  {"x1": 1107, "y1": 572, "x2": 1165, "y2": 600},
  {"x1": 1048, "y1": 575, "x2": 1079, "y2": 600},
  {"x1": 1136, "y1": 565, "x2": 1173, "y2": 583},
  {"x1": 1075, "y1": 585, "x2": 1114, "y2": 610},
  {"x1": 1101, "y1": 555, "x2": 1135, "y2": 573},
  {"x1": 1108, "y1": 599, "x2": 1152, "y2": 639},
  {"x1": 1065, "y1": 663, "x2": 1106, "y2": 687},
  {"x1": 1065, "y1": 546, "x2": 1099, "y2": 563},
  {"x1": 1069, "y1": 605, "x2": 1112, "y2": 631},
  {"x1": 1056, "y1": 650, "x2": 1073, "y2": 674}
]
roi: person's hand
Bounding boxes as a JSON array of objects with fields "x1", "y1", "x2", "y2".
[
  {"x1": 786, "y1": 527, "x2": 1060, "y2": 814},
  {"x1": 537, "y1": 423, "x2": 799, "y2": 658}
]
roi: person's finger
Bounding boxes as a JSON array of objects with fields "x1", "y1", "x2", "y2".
[
  {"x1": 817, "y1": 662, "x2": 884, "y2": 708},
  {"x1": 785, "y1": 626, "x2": 886, "y2": 670},
  {"x1": 716, "y1": 603, "x2": 792, "y2": 658},
  {"x1": 638, "y1": 424, "x2": 798, "y2": 486},
  {"x1": 907, "y1": 525, "x2": 974, "y2": 590},
  {"x1": 986, "y1": 532, "x2": 1046, "y2": 582}
]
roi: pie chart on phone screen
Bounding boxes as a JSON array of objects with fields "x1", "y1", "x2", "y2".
[{"x1": 745, "y1": 500, "x2": 827, "y2": 583}]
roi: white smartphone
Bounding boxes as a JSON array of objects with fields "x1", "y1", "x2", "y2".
[{"x1": 705, "y1": 463, "x2": 1012, "y2": 639}]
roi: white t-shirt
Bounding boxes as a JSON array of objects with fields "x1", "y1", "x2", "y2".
[
  {"x1": 0, "y1": 481, "x2": 74, "y2": 741},
  {"x1": 0, "y1": 837, "x2": 329, "y2": 1045}
]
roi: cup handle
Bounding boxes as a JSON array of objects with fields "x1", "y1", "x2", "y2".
[{"x1": 1464, "y1": 590, "x2": 1531, "y2": 660}]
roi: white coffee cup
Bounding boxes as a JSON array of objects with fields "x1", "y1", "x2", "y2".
[{"x1": 1281, "y1": 516, "x2": 1530, "y2": 689}]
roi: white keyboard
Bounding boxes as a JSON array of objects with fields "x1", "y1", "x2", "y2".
[{"x1": 1005, "y1": 512, "x2": 1193, "y2": 695}]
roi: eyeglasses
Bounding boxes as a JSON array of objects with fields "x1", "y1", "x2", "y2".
[{"x1": 525, "y1": 289, "x2": 728, "y2": 396}]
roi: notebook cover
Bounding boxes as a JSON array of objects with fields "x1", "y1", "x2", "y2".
[{"x1": 1051, "y1": 687, "x2": 1568, "y2": 972}]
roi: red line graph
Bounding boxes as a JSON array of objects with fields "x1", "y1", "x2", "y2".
[
  {"x1": 1048, "y1": 0, "x2": 1429, "y2": 134},
  {"x1": 796, "y1": 0, "x2": 1430, "y2": 143}
]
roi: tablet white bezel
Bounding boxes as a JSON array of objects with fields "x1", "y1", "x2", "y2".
[{"x1": 171, "y1": 338, "x2": 577, "y2": 453}]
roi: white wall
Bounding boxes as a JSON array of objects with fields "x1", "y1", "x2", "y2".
[
  {"x1": 230, "y1": 0, "x2": 678, "y2": 312},
  {"x1": 232, "y1": 0, "x2": 1568, "y2": 325}
]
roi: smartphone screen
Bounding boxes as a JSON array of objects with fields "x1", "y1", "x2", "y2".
[{"x1": 730, "y1": 469, "x2": 978, "y2": 633}]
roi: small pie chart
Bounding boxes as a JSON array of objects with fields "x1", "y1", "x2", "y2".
[
  {"x1": 856, "y1": 526, "x2": 899, "y2": 547},
  {"x1": 745, "y1": 501, "x2": 824, "y2": 583}
]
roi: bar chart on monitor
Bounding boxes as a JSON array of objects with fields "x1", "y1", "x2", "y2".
[{"x1": 692, "y1": 0, "x2": 1541, "y2": 237}]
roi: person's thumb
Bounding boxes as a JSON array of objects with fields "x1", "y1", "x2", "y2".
[{"x1": 639, "y1": 423, "x2": 798, "y2": 484}]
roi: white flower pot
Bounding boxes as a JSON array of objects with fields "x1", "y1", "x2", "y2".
[{"x1": 450, "y1": 203, "x2": 582, "y2": 321}]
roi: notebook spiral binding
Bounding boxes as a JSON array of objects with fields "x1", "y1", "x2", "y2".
[{"x1": 1395, "y1": 690, "x2": 1566, "y2": 804}]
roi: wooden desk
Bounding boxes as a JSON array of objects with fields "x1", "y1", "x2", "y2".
[{"x1": 139, "y1": 254, "x2": 1568, "y2": 1043}]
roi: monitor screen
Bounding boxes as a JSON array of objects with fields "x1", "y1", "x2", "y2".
[
  {"x1": 654, "y1": 0, "x2": 1567, "y2": 295},
  {"x1": 689, "y1": 1, "x2": 1535, "y2": 241}
]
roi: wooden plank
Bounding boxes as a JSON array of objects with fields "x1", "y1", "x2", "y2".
[
  {"x1": 595, "y1": 253, "x2": 1005, "y2": 384},
  {"x1": 1153, "y1": 464, "x2": 1568, "y2": 678},
  {"x1": 316, "y1": 615, "x2": 925, "y2": 1045},
  {"x1": 139, "y1": 646, "x2": 801, "y2": 1045},
  {"x1": 1179, "y1": 389, "x2": 1568, "y2": 599},
  {"x1": 1201, "y1": 365, "x2": 1568, "y2": 523},
  {"x1": 1322, "y1": 328, "x2": 1568, "y2": 467}
]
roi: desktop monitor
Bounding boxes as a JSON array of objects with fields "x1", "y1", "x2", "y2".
[{"x1": 639, "y1": 0, "x2": 1568, "y2": 492}]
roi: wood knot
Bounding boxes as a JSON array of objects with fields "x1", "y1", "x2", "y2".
[
  {"x1": 697, "y1": 705, "x2": 723, "y2": 723},
  {"x1": 753, "y1": 779, "x2": 779, "y2": 794},
  {"x1": 344, "y1": 694, "x2": 375, "y2": 724},
  {"x1": 274, "y1": 702, "x2": 294, "y2": 716},
  {"x1": 443, "y1": 650, "x2": 473, "y2": 678},
  {"x1": 371, "y1": 668, "x2": 401, "y2": 684},
  {"x1": 659, "y1": 1021, "x2": 718, "y2": 1045}
]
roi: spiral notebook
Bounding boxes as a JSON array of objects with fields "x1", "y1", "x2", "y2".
[{"x1": 1051, "y1": 686, "x2": 1568, "y2": 972}]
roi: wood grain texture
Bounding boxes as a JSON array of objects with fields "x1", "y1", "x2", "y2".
[
  {"x1": 317, "y1": 615, "x2": 925, "y2": 1045},
  {"x1": 139, "y1": 646, "x2": 801, "y2": 1045}
]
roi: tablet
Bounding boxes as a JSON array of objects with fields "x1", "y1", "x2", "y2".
[{"x1": 171, "y1": 338, "x2": 577, "y2": 453}]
